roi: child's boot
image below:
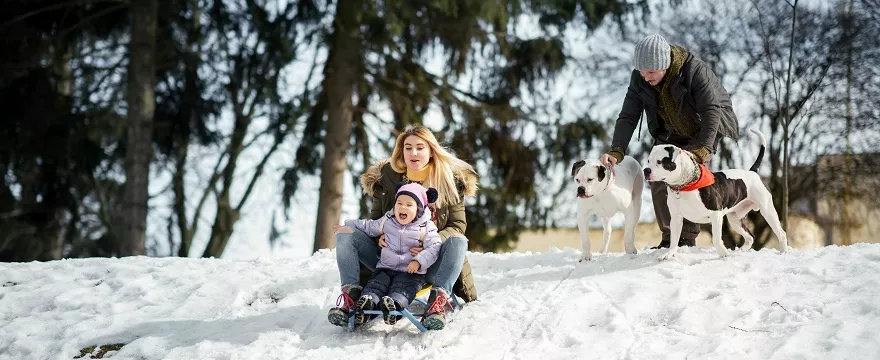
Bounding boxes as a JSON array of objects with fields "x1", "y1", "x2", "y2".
[
  {"x1": 380, "y1": 296, "x2": 402, "y2": 325},
  {"x1": 353, "y1": 295, "x2": 375, "y2": 325}
]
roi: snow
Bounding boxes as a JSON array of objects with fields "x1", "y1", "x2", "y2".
[{"x1": 2, "y1": 244, "x2": 880, "y2": 359}]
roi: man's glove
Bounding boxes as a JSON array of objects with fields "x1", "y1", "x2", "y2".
[
  {"x1": 685, "y1": 146, "x2": 712, "y2": 164},
  {"x1": 605, "y1": 147, "x2": 625, "y2": 164}
]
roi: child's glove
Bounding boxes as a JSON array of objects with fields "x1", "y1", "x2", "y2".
[{"x1": 406, "y1": 260, "x2": 420, "y2": 274}]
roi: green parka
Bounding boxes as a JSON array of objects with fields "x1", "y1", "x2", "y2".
[{"x1": 610, "y1": 46, "x2": 740, "y2": 160}]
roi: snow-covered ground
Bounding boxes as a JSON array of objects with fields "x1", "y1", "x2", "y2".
[{"x1": 2, "y1": 244, "x2": 879, "y2": 360}]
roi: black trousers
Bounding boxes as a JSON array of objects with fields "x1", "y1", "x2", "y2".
[
  {"x1": 362, "y1": 268, "x2": 425, "y2": 307},
  {"x1": 650, "y1": 181, "x2": 701, "y2": 244}
]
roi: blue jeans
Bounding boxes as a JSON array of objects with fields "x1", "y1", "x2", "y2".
[{"x1": 336, "y1": 228, "x2": 468, "y2": 294}]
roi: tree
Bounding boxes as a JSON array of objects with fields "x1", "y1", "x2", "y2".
[
  {"x1": 162, "y1": 0, "x2": 320, "y2": 258},
  {"x1": 286, "y1": 0, "x2": 649, "y2": 252},
  {"x1": 0, "y1": 0, "x2": 129, "y2": 261},
  {"x1": 740, "y1": 0, "x2": 880, "y2": 248},
  {"x1": 151, "y1": 0, "x2": 220, "y2": 257},
  {"x1": 1, "y1": 0, "x2": 320, "y2": 261},
  {"x1": 122, "y1": 0, "x2": 158, "y2": 256},
  {"x1": 312, "y1": 0, "x2": 361, "y2": 252}
]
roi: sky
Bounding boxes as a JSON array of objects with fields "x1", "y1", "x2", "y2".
[{"x1": 2, "y1": 243, "x2": 879, "y2": 359}]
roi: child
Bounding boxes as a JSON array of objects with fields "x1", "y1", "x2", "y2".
[{"x1": 334, "y1": 183, "x2": 442, "y2": 325}]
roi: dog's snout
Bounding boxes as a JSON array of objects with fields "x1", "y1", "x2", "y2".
[
  {"x1": 577, "y1": 186, "x2": 586, "y2": 197},
  {"x1": 643, "y1": 168, "x2": 651, "y2": 178}
]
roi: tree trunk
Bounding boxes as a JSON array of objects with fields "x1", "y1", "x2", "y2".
[
  {"x1": 122, "y1": 0, "x2": 158, "y2": 256},
  {"x1": 313, "y1": 0, "x2": 361, "y2": 252},
  {"x1": 173, "y1": 140, "x2": 192, "y2": 257},
  {"x1": 40, "y1": 43, "x2": 74, "y2": 261},
  {"x1": 841, "y1": 0, "x2": 854, "y2": 245},
  {"x1": 174, "y1": 0, "x2": 202, "y2": 257},
  {"x1": 202, "y1": 111, "x2": 249, "y2": 258},
  {"x1": 203, "y1": 200, "x2": 239, "y2": 258},
  {"x1": 781, "y1": 0, "x2": 798, "y2": 234},
  {"x1": 353, "y1": 80, "x2": 372, "y2": 219}
]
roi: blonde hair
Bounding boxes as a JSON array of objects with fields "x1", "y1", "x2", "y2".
[{"x1": 389, "y1": 125, "x2": 477, "y2": 208}]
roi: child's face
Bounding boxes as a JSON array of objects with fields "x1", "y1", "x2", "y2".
[{"x1": 394, "y1": 195, "x2": 419, "y2": 225}]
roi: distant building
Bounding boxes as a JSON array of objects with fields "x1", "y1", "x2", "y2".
[{"x1": 808, "y1": 153, "x2": 880, "y2": 246}]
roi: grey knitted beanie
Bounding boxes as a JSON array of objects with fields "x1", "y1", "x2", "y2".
[{"x1": 632, "y1": 34, "x2": 671, "y2": 70}]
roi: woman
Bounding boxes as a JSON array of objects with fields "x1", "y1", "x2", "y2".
[{"x1": 328, "y1": 125, "x2": 478, "y2": 331}]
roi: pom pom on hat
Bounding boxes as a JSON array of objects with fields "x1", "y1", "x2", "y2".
[{"x1": 426, "y1": 188, "x2": 438, "y2": 204}]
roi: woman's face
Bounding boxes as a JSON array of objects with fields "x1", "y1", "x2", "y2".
[{"x1": 402, "y1": 135, "x2": 432, "y2": 172}]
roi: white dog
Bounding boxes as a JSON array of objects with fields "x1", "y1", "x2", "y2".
[
  {"x1": 643, "y1": 129, "x2": 789, "y2": 261},
  {"x1": 571, "y1": 156, "x2": 644, "y2": 261}
]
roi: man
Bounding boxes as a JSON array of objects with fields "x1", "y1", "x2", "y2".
[{"x1": 600, "y1": 34, "x2": 740, "y2": 248}]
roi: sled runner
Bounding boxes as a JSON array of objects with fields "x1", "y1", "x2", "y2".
[{"x1": 345, "y1": 283, "x2": 463, "y2": 333}]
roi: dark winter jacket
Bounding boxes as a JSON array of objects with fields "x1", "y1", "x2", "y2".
[
  {"x1": 611, "y1": 46, "x2": 739, "y2": 155},
  {"x1": 344, "y1": 209, "x2": 442, "y2": 274},
  {"x1": 359, "y1": 159, "x2": 479, "y2": 302}
]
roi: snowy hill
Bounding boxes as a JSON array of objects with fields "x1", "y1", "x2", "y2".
[{"x1": 2, "y1": 245, "x2": 880, "y2": 360}]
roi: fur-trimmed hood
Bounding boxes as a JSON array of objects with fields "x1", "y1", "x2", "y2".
[{"x1": 359, "y1": 158, "x2": 478, "y2": 198}]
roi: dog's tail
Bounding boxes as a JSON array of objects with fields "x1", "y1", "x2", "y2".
[{"x1": 749, "y1": 128, "x2": 766, "y2": 173}]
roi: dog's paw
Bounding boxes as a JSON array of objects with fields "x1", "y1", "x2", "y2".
[
  {"x1": 579, "y1": 255, "x2": 592, "y2": 262},
  {"x1": 657, "y1": 251, "x2": 677, "y2": 262},
  {"x1": 625, "y1": 247, "x2": 637, "y2": 255},
  {"x1": 716, "y1": 248, "x2": 730, "y2": 257}
]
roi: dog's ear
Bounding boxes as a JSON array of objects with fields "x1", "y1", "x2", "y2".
[
  {"x1": 597, "y1": 165, "x2": 606, "y2": 182},
  {"x1": 571, "y1": 160, "x2": 586, "y2": 178}
]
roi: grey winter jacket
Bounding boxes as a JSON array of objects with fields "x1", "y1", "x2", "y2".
[
  {"x1": 344, "y1": 210, "x2": 442, "y2": 274},
  {"x1": 612, "y1": 48, "x2": 739, "y2": 151}
]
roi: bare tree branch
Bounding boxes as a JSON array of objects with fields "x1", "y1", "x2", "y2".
[{"x1": 236, "y1": 128, "x2": 284, "y2": 212}]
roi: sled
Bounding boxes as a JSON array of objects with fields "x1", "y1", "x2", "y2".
[{"x1": 345, "y1": 283, "x2": 463, "y2": 333}]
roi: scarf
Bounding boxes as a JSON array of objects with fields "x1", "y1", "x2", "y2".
[
  {"x1": 654, "y1": 45, "x2": 701, "y2": 139},
  {"x1": 405, "y1": 163, "x2": 431, "y2": 182}
]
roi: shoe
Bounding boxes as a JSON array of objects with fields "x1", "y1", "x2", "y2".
[
  {"x1": 650, "y1": 237, "x2": 695, "y2": 249},
  {"x1": 680, "y1": 237, "x2": 695, "y2": 247},
  {"x1": 328, "y1": 285, "x2": 362, "y2": 327},
  {"x1": 353, "y1": 295, "x2": 375, "y2": 325},
  {"x1": 380, "y1": 296, "x2": 402, "y2": 325},
  {"x1": 421, "y1": 288, "x2": 453, "y2": 330}
]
